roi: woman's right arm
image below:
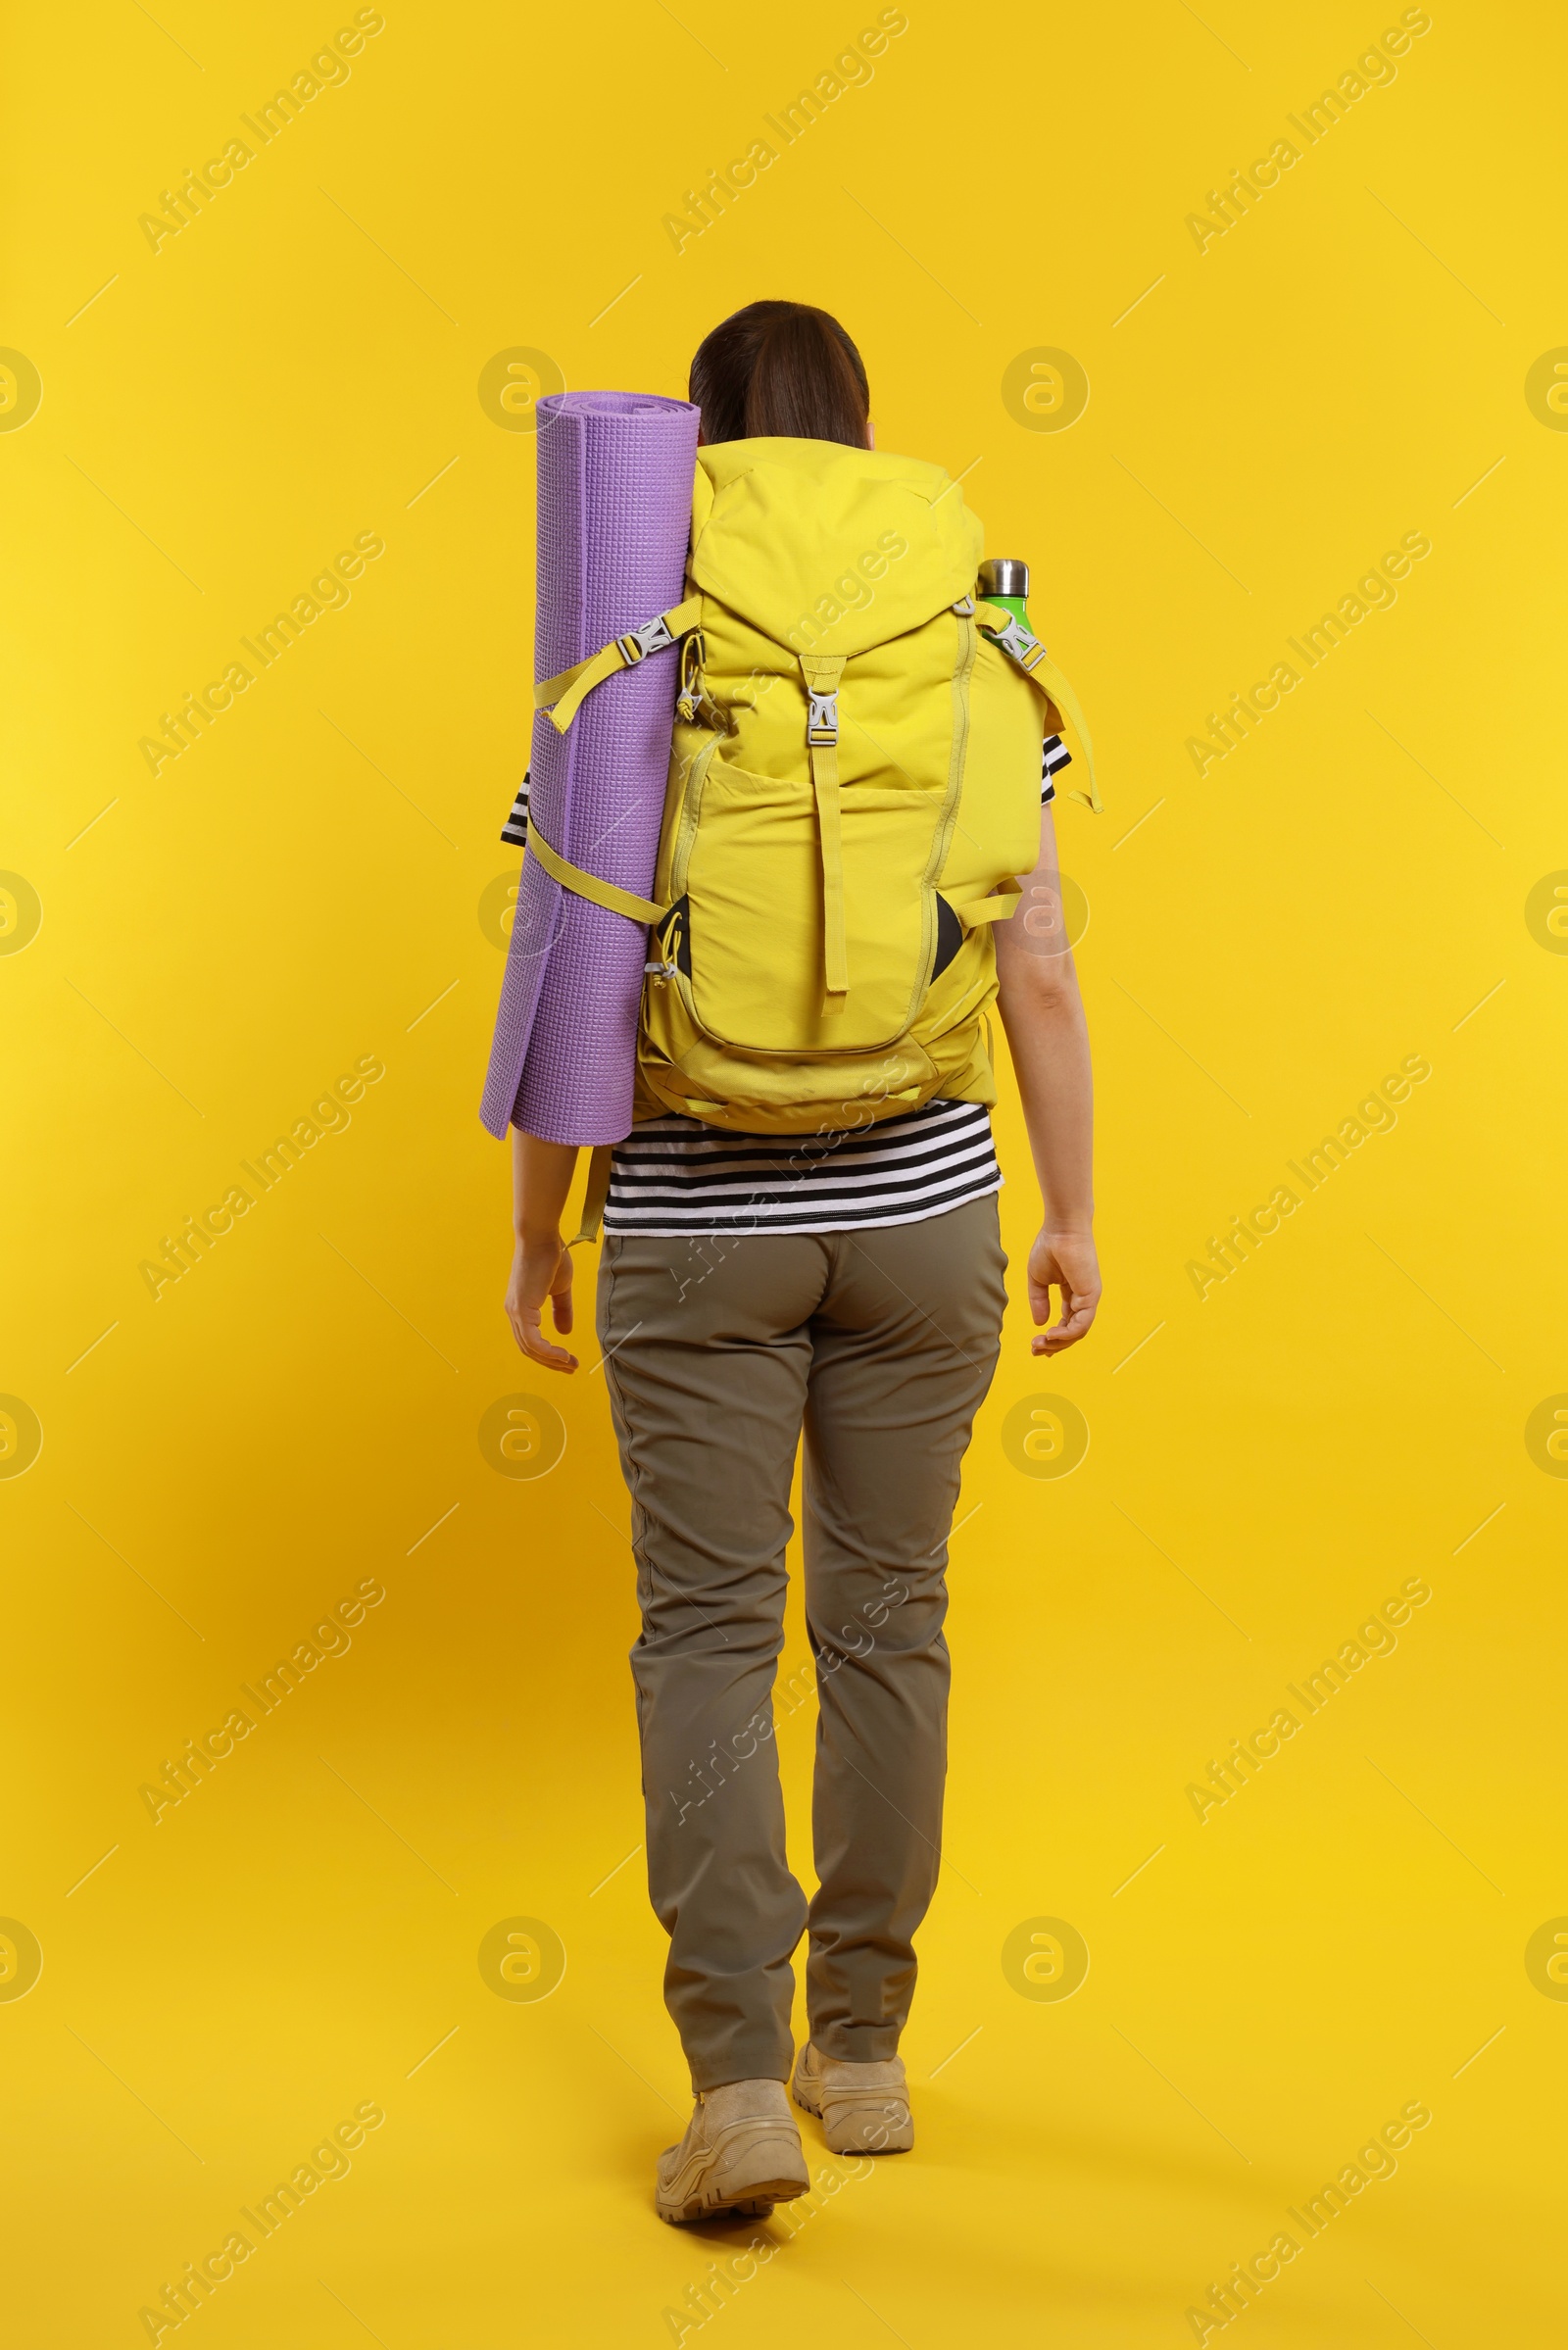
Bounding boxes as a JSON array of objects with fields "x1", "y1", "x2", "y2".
[{"x1": 505, "y1": 1129, "x2": 580, "y2": 1373}]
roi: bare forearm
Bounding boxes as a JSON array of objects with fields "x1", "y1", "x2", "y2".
[
  {"x1": 505, "y1": 1130, "x2": 580, "y2": 1373},
  {"x1": 512, "y1": 1128, "x2": 578, "y2": 1243},
  {"x1": 997, "y1": 971, "x2": 1095, "y2": 1234}
]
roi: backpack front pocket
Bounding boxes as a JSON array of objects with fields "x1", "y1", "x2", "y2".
[{"x1": 673, "y1": 756, "x2": 941, "y2": 1053}]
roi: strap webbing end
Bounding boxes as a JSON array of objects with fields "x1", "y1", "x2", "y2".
[{"x1": 569, "y1": 1144, "x2": 613, "y2": 1248}]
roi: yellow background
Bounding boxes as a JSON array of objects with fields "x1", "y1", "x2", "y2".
[{"x1": 4, "y1": 0, "x2": 1565, "y2": 2340}]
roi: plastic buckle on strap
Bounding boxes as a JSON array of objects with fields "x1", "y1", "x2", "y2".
[
  {"x1": 675, "y1": 629, "x2": 706, "y2": 723},
  {"x1": 616, "y1": 612, "x2": 676, "y2": 666},
  {"x1": 808, "y1": 690, "x2": 839, "y2": 746},
  {"x1": 991, "y1": 613, "x2": 1048, "y2": 667}
]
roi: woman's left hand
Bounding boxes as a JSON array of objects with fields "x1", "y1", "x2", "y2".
[
  {"x1": 1027, "y1": 1227, "x2": 1101, "y2": 1353},
  {"x1": 505, "y1": 1231, "x2": 578, "y2": 1373}
]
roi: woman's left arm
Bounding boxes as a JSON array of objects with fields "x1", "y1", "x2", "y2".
[
  {"x1": 505, "y1": 1129, "x2": 580, "y2": 1372},
  {"x1": 994, "y1": 806, "x2": 1102, "y2": 1354}
]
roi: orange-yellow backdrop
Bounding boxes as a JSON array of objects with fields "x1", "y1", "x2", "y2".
[{"x1": 4, "y1": 1, "x2": 1566, "y2": 2341}]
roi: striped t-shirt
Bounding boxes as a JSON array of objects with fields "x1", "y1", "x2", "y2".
[
  {"x1": 502, "y1": 737, "x2": 1069, "y2": 1238},
  {"x1": 605, "y1": 1096, "x2": 1000, "y2": 1236}
]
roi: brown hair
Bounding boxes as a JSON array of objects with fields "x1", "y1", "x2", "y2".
[{"x1": 689, "y1": 301, "x2": 870, "y2": 448}]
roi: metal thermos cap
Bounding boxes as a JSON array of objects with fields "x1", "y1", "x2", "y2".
[{"x1": 977, "y1": 558, "x2": 1029, "y2": 600}]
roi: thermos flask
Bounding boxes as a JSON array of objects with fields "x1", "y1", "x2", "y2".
[{"x1": 976, "y1": 556, "x2": 1033, "y2": 632}]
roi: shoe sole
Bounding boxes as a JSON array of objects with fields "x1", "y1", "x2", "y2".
[
  {"x1": 657, "y1": 2171, "x2": 810, "y2": 2226},
  {"x1": 657, "y1": 2123, "x2": 810, "y2": 2226},
  {"x1": 792, "y1": 2063, "x2": 913, "y2": 2156}
]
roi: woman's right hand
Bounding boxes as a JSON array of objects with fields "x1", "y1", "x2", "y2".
[{"x1": 505, "y1": 1232, "x2": 578, "y2": 1373}]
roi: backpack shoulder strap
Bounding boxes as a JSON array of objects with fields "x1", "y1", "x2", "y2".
[{"x1": 973, "y1": 600, "x2": 1101, "y2": 810}]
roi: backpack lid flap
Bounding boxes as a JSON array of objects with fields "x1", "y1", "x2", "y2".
[{"x1": 689, "y1": 438, "x2": 982, "y2": 659}]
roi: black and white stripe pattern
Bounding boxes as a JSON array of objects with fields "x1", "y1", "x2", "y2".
[
  {"x1": 604, "y1": 1098, "x2": 1002, "y2": 1236},
  {"x1": 500, "y1": 773, "x2": 530, "y2": 847}
]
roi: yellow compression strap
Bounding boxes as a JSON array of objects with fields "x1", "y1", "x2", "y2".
[
  {"x1": 973, "y1": 601, "x2": 1102, "y2": 811},
  {"x1": 526, "y1": 825, "x2": 669, "y2": 929},
  {"x1": 950, "y1": 875, "x2": 1023, "y2": 926},
  {"x1": 535, "y1": 596, "x2": 703, "y2": 734},
  {"x1": 800, "y1": 653, "x2": 848, "y2": 1008},
  {"x1": 569, "y1": 1144, "x2": 613, "y2": 1248}
]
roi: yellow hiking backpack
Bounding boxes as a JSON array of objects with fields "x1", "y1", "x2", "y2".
[{"x1": 530, "y1": 437, "x2": 1099, "y2": 1140}]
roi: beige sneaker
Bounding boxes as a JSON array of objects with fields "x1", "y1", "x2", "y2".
[
  {"x1": 791, "y1": 2041, "x2": 913, "y2": 2154},
  {"x1": 656, "y1": 2079, "x2": 810, "y2": 2225}
]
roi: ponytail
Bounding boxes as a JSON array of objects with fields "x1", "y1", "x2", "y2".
[{"x1": 689, "y1": 300, "x2": 870, "y2": 448}]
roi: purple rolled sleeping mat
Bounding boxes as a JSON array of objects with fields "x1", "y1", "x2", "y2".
[{"x1": 480, "y1": 388, "x2": 700, "y2": 1144}]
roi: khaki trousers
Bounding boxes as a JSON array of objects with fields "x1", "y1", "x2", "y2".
[{"x1": 597, "y1": 1195, "x2": 1006, "y2": 2090}]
